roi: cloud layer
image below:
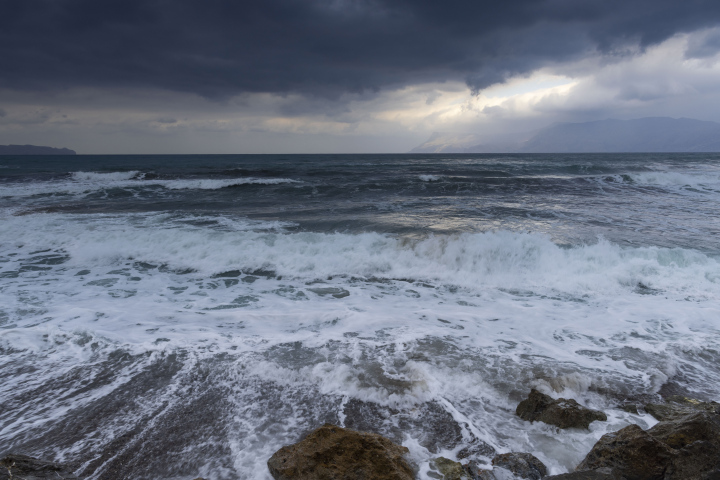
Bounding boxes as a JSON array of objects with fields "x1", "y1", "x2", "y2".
[
  {"x1": 2, "y1": 1, "x2": 720, "y2": 152},
  {"x1": 4, "y1": 0, "x2": 720, "y2": 97}
]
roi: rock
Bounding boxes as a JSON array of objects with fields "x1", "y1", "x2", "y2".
[
  {"x1": 460, "y1": 461, "x2": 500, "y2": 480},
  {"x1": 576, "y1": 424, "x2": 674, "y2": 479},
  {"x1": 431, "y1": 457, "x2": 469, "y2": 480},
  {"x1": 619, "y1": 404, "x2": 639, "y2": 415},
  {"x1": 651, "y1": 411, "x2": 720, "y2": 479},
  {"x1": 457, "y1": 439, "x2": 496, "y2": 460},
  {"x1": 0, "y1": 454, "x2": 80, "y2": 480},
  {"x1": 645, "y1": 396, "x2": 720, "y2": 421},
  {"x1": 574, "y1": 410, "x2": 720, "y2": 480},
  {"x1": 491, "y1": 452, "x2": 547, "y2": 480},
  {"x1": 457, "y1": 453, "x2": 547, "y2": 480},
  {"x1": 461, "y1": 461, "x2": 494, "y2": 480},
  {"x1": 545, "y1": 469, "x2": 620, "y2": 479},
  {"x1": 516, "y1": 389, "x2": 607, "y2": 429},
  {"x1": 267, "y1": 423, "x2": 413, "y2": 480},
  {"x1": 343, "y1": 398, "x2": 477, "y2": 454}
]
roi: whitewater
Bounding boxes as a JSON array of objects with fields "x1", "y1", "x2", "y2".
[{"x1": 0, "y1": 153, "x2": 719, "y2": 479}]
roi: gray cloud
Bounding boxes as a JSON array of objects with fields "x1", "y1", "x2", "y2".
[
  {"x1": 686, "y1": 28, "x2": 720, "y2": 58},
  {"x1": 2, "y1": 0, "x2": 720, "y2": 99}
]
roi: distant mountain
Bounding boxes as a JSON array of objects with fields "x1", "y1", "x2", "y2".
[
  {"x1": 411, "y1": 117, "x2": 720, "y2": 153},
  {"x1": 410, "y1": 131, "x2": 531, "y2": 153},
  {"x1": 0, "y1": 144, "x2": 77, "y2": 155}
]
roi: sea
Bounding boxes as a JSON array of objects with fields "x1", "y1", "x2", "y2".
[{"x1": 0, "y1": 153, "x2": 719, "y2": 479}]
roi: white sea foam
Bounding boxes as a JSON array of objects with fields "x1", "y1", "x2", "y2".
[
  {"x1": 629, "y1": 171, "x2": 720, "y2": 187},
  {"x1": 161, "y1": 177, "x2": 300, "y2": 190},
  {"x1": 419, "y1": 174, "x2": 442, "y2": 182},
  {"x1": 2, "y1": 212, "x2": 717, "y2": 297},
  {"x1": 0, "y1": 172, "x2": 300, "y2": 198},
  {"x1": 1, "y1": 212, "x2": 719, "y2": 478},
  {"x1": 71, "y1": 170, "x2": 142, "y2": 181}
]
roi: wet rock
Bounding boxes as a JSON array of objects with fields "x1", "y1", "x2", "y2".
[
  {"x1": 343, "y1": 398, "x2": 476, "y2": 454},
  {"x1": 574, "y1": 410, "x2": 720, "y2": 480},
  {"x1": 342, "y1": 398, "x2": 404, "y2": 443},
  {"x1": 544, "y1": 469, "x2": 620, "y2": 479},
  {"x1": 267, "y1": 423, "x2": 413, "y2": 480},
  {"x1": 649, "y1": 410, "x2": 720, "y2": 449},
  {"x1": 619, "y1": 404, "x2": 639, "y2": 415},
  {"x1": 576, "y1": 424, "x2": 674, "y2": 479},
  {"x1": 516, "y1": 389, "x2": 607, "y2": 429},
  {"x1": 458, "y1": 461, "x2": 495, "y2": 480},
  {"x1": 457, "y1": 453, "x2": 547, "y2": 480},
  {"x1": 645, "y1": 396, "x2": 720, "y2": 421},
  {"x1": 651, "y1": 411, "x2": 720, "y2": 479},
  {"x1": 397, "y1": 401, "x2": 467, "y2": 453},
  {"x1": 430, "y1": 457, "x2": 468, "y2": 480},
  {"x1": 457, "y1": 440, "x2": 496, "y2": 461},
  {"x1": 0, "y1": 454, "x2": 80, "y2": 479},
  {"x1": 491, "y1": 452, "x2": 547, "y2": 480}
]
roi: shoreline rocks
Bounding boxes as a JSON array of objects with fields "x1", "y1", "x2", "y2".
[
  {"x1": 267, "y1": 423, "x2": 413, "y2": 480},
  {"x1": 573, "y1": 409, "x2": 720, "y2": 479},
  {"x1": 516, "y1": 389, "x2": 607, "y2": 429},
  {"x1": 644, "y1": 396, "x2": 720, "y2": 421},
  {"x1": 0, "y1": 454, "x2": 80, "y2": 480},
  {"x1": 432, "y1": 452, "x2": 548, "y2": 480}
]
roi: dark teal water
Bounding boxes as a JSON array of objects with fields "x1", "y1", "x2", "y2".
[
  {"x1": 1, "y1": 153, "x2": 719, "y2": 479},
  {"x1": 2, "y1": 153, "x2": 720, "y2": 250}
]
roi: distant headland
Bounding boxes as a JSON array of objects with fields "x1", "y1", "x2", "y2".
[{"x1": 0, "y1": 144, "x2": 77, "y2": 155}]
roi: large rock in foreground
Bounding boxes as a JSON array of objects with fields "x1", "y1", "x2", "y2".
[
  {"x1": 0, "y1": 454, "x2": 80, "y2": 480},
  {"x1": 516, "y1": 389, "x2": 607, "y2": 429},
  {"x1": 267, "y1": 424, "x2": 413, "y2": 480},
  {"x1": 575, "y1": 410, "x2": 720, "y2": 479}
]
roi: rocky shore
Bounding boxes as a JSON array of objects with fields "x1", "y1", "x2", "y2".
[
  {"x1": 262, "y1": 392, "x2": 720, "y2": 480},
  {"x1": 3, "y1": 393, "x2": 718, "y2": 479}
]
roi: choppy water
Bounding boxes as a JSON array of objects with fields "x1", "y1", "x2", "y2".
[{"x1": 1, "y1": 153, "x2": 719, "y2": 479}]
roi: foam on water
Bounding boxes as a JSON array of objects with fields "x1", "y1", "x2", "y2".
[
  {"x1": 0, "y1": 172, "x2": 301, "y2": 198},
  {"x1": 419, "y1": 175, "x2": 442, "y2": 182},
  {"x1": 162, "y1": 177, "x2": 301, "y2": 190},
  {"x1": 70, "y1": 171, "x2": 143, "y2": 181},
  {"x1": 1, "y1": 211, "x2": 719, "y2": 477},
  {"x1": 2, "y1": 154, "x2": 720, "y2": 479}
]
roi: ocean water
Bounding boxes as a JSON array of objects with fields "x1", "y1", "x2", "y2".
[{"x1": 0, "y1": 153, "x2": 719, "y2": 479}]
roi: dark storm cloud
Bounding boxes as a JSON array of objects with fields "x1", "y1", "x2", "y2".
[{"x1": 2, "y1": 0, "x2": 720, "y2": 98}]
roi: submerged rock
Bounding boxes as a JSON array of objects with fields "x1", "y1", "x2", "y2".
[
  {"x1": 456, "y1": 440, "x2": 496, "y2": 461},
  {"x1": 491, "y1": 452, "x2": 547, "y2": 480},
  {"x1": 430, "y1": 457, "x2": 469, "y2": 480},
  {"x1": 457, "y1": 453, "x2": 547, "y2": 480},
  {"x1": 645, "y1": 396, "x2": 720, "y2": 421},
  {"x1": 343, "y1": 398, "x2": 484, "y2": 455},
  {"x1": 267, "y1": 423, "x2": 413, "y2": 480},
  {"x1": 545, "y1": 470, "x2": 619, "y2": 479},
  {"x1": 0, "y1": 454, "x2": 80, "y2": 480},
  {"x1": 516, "y1": 389, "x2": 607, "y2": 429},
  {"x1": 618, "y1": 404, "x2": 640, "y2": 415},
  {"x1": 575, "y1": 409, "x2": 720, "y2": 479}
]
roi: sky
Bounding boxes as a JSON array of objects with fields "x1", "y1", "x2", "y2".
[{"x1": 2, "y1": 0, "x2": 720, "y2": 153}]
